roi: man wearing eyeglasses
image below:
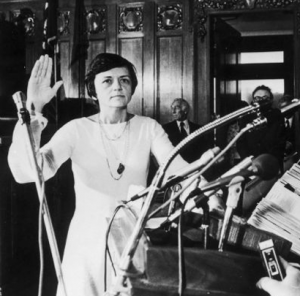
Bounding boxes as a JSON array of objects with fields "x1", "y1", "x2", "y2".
[{"x1": 237, "y1": 85, "x2": 286, "y2": 173}]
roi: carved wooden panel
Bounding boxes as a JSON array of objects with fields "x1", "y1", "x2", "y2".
[
  {"x1": 58, "y1": 10, "x2": 70, "y2": 36},
  {"x1": 10, "y1": 8, "x2": 36, "y2": 37},
  {"x1": 119, "y1": 38, "x2": 144, "y2": 115},
  {"x1": 157, "y1": 4, "x2": 183, "y2": 31},
  {"x1": 84, "y1": 39, "x2": 106, "y2": 98},
  {"x1": 119, "y1": 5, "x2": 143, "y2": 33},
  {"x1": 157, "y1": 36, "x2": 183, "y2": 124},
  {"x1": 60, "y1": 41, "x2": 72, "y2": 97},
  {"x1": 194, "y1": 0, "x2": 298, "y2": 40},
  {"x1": 86, "y1": 7, "x2": 106, "y2": 34}
]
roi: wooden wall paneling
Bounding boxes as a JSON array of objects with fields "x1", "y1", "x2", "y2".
[
  {"x1": 119, "y1": 38, "x2": 144, "y2": 115},
  {"x1": 25, "y1": 8, "x2": 44, "y2": 75},
  {"x1": 195, "y1": 19, "x2": 211, "y2": 126},
  {"x1": 84, "y1": 39, "x2": 106, "y2": 98},
  {"x1": 58, "y1": 7, "x2": 75, "y2": 99},
  {"x1": 60, "y1": 41, "x2": 72, "y2": 98},
  {"x1": 0, "y1": 1, "x2": 44, "y2": 72},
  {"x1": 155, "y1": 1, "x2": 195, "y2": 125},
  {"x1": 117, "y1": 2, "x2": 145, "y2": 115},
  {"x1": 58, "y1": 2, "x2": 76, "y2": 99},
  {"x1": 182, "y1": 0, "x2": 195, "y2": 122},
  {"x1": 157, "y1": 35, "x2": 183, "y2": 124},
  {"x1": 142, "y1": 1, "x2": 155, "y2": 118},
  {"x1": 106, "y1": 4, "x2": 117, "y2": 54}
]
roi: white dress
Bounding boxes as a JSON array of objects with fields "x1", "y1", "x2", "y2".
[{"x1": 8, "y1": 114, "x2": 186, "y2": 296}]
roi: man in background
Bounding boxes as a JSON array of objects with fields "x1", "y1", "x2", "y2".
[
  {"x1": 237, "y1": 85, "x2": 286, "y2": 171},
  {"x1": 163, "y1": 98, "x2": 213, "y2": 163},
  {"x1": 278, "y1": 94, "x2": 297, "y2": 156},
  {"x1": 278, "y1": 94, "x2": 300, "y2": 171}
]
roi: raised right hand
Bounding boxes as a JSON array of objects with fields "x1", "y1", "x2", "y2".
[{"x1": 27, "y1": 55, "x2": 63, "y2": 113}]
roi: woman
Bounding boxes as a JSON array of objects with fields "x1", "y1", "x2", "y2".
[{"x1": 8, "y1": 53, "x2": 188, "y2": 296}]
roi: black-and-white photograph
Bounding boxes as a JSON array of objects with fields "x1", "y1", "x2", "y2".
[{"x1": 0, "y1": 0, "x2": 300, "y2": 296}]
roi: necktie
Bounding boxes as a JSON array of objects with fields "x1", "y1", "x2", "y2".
[
  {"x1": 180, "y1": 122, "x2": 188, "y2": 138},
  {"x1": 286, "y1": 119, "x2": 290, "y2": 129}
]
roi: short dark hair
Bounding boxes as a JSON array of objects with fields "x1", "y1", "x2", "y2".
[
  {"x1": 252, "y1": 85, "x2": 273, "y2": 101},
  {"x1": 85, "y1": 53, "x2": 138, "y2": 98}
]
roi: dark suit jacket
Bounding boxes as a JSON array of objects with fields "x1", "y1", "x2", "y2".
[
  {"x1": 237, "y1": 108, "x2": 286, "y2": 171},
  {"x1": 162, "y1": 120, "x2": 213, "y2": 163},
  {"x1": 284, "y1": 116, "x2": 295, "y2": 154}
]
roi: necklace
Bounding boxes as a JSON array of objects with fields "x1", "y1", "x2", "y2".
[
  {"x1": 98, "y1": 116, "x2": 130, "y2": 180},
  {"x1": 98, "y1": 115, "x2": 129, "y2": 141}
]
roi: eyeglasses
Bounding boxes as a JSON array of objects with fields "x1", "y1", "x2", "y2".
[{"x1": 253, "y1": 96, "x2": 271, "y2": 102}]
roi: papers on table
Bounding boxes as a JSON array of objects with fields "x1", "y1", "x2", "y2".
[{"x1": 248, "y1": 163, "x2": 300, "y2": 255}]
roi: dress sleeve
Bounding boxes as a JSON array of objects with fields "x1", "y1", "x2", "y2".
[
  {"x1": 149, "y1": 118, "x2": 187, "y2": 179},
  {"x1": 8, "y1": 115, "x2": 77, "y2": 183},
  {"x1": 149, "y1": 119, "x2": 220, "y2": 211}
]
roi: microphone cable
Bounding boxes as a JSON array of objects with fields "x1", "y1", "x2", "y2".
[
  {"x1": 37, "y1": 157, "x2": 45, "y2": 296},
  {"x1": 177, "y1": 195, "x2": 191, "y2": 296},
  {"x1": 103, "y1": 202, "x2": 140, "y2": 292}
]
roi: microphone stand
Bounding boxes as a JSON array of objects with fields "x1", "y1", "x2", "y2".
[
  {"x1": 218, "y1": 176, "x2": 244, "y2": 252},
  {"x1": 12, "y1": 92, "x2": 68, "y2": 296},
  {"x1": 107, "y1": 104, "x2": 264, "y2": 296}
]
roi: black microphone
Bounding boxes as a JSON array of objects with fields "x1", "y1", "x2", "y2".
[
  {"x1": 128, "y1": 146, "x2": 221, "y2": 202},
  {"x1": 160, "y1": 154, "x2": 279, "y2": 229},
  {"x1": 187, "y1": 154, "x2": 279, "y2": 199},
  {"x1": 159, "y1": 156, "x2": 254, "y2": 227},
  {"x1": 280, "y1": 99, "x2": 300, "y2": 117}
]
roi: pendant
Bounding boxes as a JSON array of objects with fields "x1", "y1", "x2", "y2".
[{"x1": 117, "y1": 163, "x2": 125, "y2": 174}]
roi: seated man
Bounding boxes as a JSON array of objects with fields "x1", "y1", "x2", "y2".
[
  {"x1": 278, "y1": 94, "x2": 297, "y2": 157},
  {"x1": 237, "y1": 85, "x2": 286, "y2": 172},
  {"x1": 163, "y1": 98, "x2": 213, "y2": 164}
]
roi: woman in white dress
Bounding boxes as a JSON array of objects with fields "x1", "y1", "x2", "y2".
[{"x1": 8, "y1": 53, "x2": 188, "y2": 296}]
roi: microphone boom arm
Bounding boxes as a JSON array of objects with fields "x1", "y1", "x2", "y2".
[{"x1": 12, "y1": 92, "x2": 68, "y2": 296}]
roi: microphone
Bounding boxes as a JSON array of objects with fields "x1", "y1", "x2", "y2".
[
  {"x1": 128, "y1": 147, "x2": 221, "y2": 202},
  {"x1": 218, "y1": 176, "x2": 243, "y2": 251},
  {"x1": 187, "y1": 154, "x2": 279, "y2": 199},
  {"x1": 160, "y1": 156, "x2": 254, "y2": 227},
  {"x1": 164, "y1": 146, "x2": 221, "y2": 188},
  {"x1": 127, "y1": 186, "x2": 156, "y2": 202},
  {"x1": 280, "y1": 99, "x2": 300, "y2": 117}
]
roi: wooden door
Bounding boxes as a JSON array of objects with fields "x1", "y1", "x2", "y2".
[
  {"x1": 212, "y1": 17, "x2": 242, "y2": 118},
  {"x1": 211, "y1": 17, "x2": 242, "y2": 152}
]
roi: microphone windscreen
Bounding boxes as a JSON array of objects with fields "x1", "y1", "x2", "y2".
[
  {"x1": 280, "y1": 99, "x2": 300, "y2": 116},
  {"x1": 252, "y1": 154, "x2": 279, "y2": 180}
]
